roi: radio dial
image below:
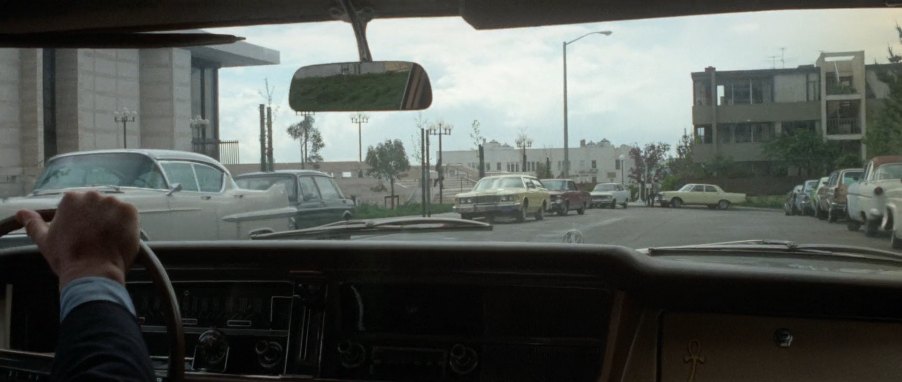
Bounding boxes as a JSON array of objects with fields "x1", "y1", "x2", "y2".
[
  {"x1": 449, "y1": 344, "x2": 478, "y2": 375},
  {"x1": 337, "y1": 340, "x2": 366, "y2": 369}
]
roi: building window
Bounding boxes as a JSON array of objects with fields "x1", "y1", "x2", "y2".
[
  {"x1": 591, "y1": 160, "x2": 597, "y2": 169},
  {"x1": 615, "y1": 160, "x2": 621, "y2": 170},
  {"x1": 718, "y1": 125, "x2": 732, "y2": 144},
  {"x1": 783, "y1": 120, "x2": 818, "y2": 136},
  {"x1": 695, "y1": 125, "x2": 712, "y2": 144},
  {"x1": 557, "y1": 161, "x2": 561, "y2": 170},
  {"x1": 497, "y1": 162, "x2": 501, "y2": 171},
  {"x1": 734, "y1": 124, "x2": 752, "y2": 143},
  {"x1": 579, "y1": 160, "x2": 585, "y2": 169},
  {"x1": 752, "y1": 123, "x2": 775, "y2": 142}
]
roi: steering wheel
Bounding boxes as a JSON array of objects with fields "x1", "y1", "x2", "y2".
[{"x1": 0, "y1": 209, "x2": 185, "y2": 381}]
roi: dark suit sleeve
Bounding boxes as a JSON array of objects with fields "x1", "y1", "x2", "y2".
[{"x1": 51, "y1": 301, "x2": 155, "y2": 382}]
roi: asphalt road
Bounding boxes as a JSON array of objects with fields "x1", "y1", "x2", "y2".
[{"x1": 370, "y1": 204, "x2": 901, "y2": 252}]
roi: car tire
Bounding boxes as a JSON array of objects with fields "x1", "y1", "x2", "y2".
[
  {"x1": 577, "y1": 203, "x2": 586, "y2": 215},
  {"x1": 670, "y1": 198, "x2": 683, "y2": 208},
  {"x1": 865, "y1": 218, "x2": 880, "y2": 237},
  {"x1": 486, "y1": 215, "x2": 495, "y2": 224},
  {"x1": 718, "y1": 200, "x2": 730, "y2": 210},
  {"x1": 828, "y1": 209, "x2": 838, "y2": 223},
  {"x1": 847, "y1": 218, "x2": 861, "y2": 231},
  {"x1": 516, "y1": 201, "x2": 528, "y2": 222},
  {"x1": 535, "y1": 203, "x2": 545, "y2": 221},
  {"x1": 816, "y1": 207, "x2": 827, "y2": 220},
  {"x1": 892, "y1": 229, "x2": 902, "y2": 250},
  {"x1": 622, "y1": 201, "x2": 628, "y2": 209},
  {"x1": 610, "y1": 199, "x2": 616, "y2": 209},
  {"x1": 558, "y1": 202, "x2": 569, "y2": 216}
]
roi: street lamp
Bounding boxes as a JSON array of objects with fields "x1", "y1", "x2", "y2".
[
  {"x1": 351, "y1": 113, "x2": 369, "y2": 163},
  {"x1": 515, "y1": 136, "x2": 533, "y2": 173},
  {"x1": 562, "y1": 30, "x2": 612, "y2": 178},
  {"x1": 114, "y1": 107, "x2": 138, "y2": 148},
  {"x1": 428, "y1": 122, "x2": 453, "y2": 204},
  {"x1": 189, "y1": 116, "x2": 210, "y2": 156},
  {"x1": 618, "y1": 153, "x2": 625, "y2": 185}
]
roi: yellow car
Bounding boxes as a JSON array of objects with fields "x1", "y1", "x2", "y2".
[
  {"x1": 659, "y1": 183, "x2": 747, "y2": 209},
  {"x1": 454, "y1": 175, "x2": 550, "y2": 222}
]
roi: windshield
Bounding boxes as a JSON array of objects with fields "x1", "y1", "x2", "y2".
[
  {"x1": 34, "y1": 153, "x2": 167, "y2": 191},
  {"x1": 0, "y1": 7, "x2": 900, "y2": 255},
  {"x1": 543, "y1": 180, "x2": 567, "y2": 191},
  {"x1": 875, "y1": 164, "x2": 902, "y2": 180},
  {"x1": 236, "y1": 175, "x2": 298, "y2": 202},
  {"x1": 473, "y1": 177, "x2": 524, "y2": 191}
]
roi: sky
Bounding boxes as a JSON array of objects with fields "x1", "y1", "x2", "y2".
[{"x1": 210, "y1": 8, "x2": 902, "y2": 164}]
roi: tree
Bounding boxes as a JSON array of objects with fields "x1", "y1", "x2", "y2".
[
  {"x1": 628, "y1": 142, "x2": 671, "y2": 200},
  {"x1": 763, "y1": 129, "x2": 835, "y2": 176},
  {"x1": 365, "y1": 139, "x2": 411, "y2": 208},
  {"x1": 535, "y1": 162, "x2": 552, "y2": 179},
  {"x1": 864, "y1": 26, "x2": 902, "y2": 157},
  {"x1": 286, "y1": 115, "x2": 325, "y2": 168},
  {"x1": 667, "y1": 129, "x2": 704, "y2": 180},
  {"x1": 469, "y1": 120, "x2": 484, "y2": 150}
]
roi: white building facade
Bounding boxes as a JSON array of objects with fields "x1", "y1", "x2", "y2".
[
  {"x1": 441, "y1": 138, "x2": 635, "y2": 185},
  {"x1": 0, "y1": 39, "x2": 279, "y2": 197}
]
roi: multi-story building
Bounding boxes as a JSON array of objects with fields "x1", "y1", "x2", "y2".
[
  {"x1": 0, "y1": 37, "x2": 279, "y2": 197},
  {"x1": 691, "y1": 51, "x2": 891, "y2": 173},
  {"x1": 441, "y1": 138, "x2": 634, "y2": 185}
]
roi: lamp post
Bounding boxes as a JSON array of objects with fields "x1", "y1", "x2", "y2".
[
  {"x1": 189, "y1": 116, "x2": 210, "y2": 155},
  {"x1": 351, "y1": 113, "x2": 369, "y2": 163},
  {"x1": 516, "y1": 136, "x2": 533, "y2": 174},
  {"x1": 562, "y1": 30, "x2": 612, "y2": 178},
  {"x1": 428, "y1": 122, "x2": 453, "y2": 204},
  {"x1": 619, "y1": 153, "x2": 625, "y2": 185},
  {"x1": 114, "y1": 107, "x2": 137, "y2": 148}
]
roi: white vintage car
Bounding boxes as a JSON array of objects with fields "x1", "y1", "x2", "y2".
[
  {"x1": 659, "y1": 183, "x2": 746, "y2": 209},
  {"x1": 847, "y1": 156, "x2": 902, "y2": 237},
  {"x1": 589, "y1": 183, "x2": 630, "y2": 209},
  {"x1": 0, "y1": 149, "x2": 293, "y2": 241}
]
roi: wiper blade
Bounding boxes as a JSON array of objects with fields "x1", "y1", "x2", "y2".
[
  {"x1": 646, "y1": 240, "x2": 902, "y2": 262},
  {"x1": 252, "y1": 217, "x2": 492, "y2": 240}
]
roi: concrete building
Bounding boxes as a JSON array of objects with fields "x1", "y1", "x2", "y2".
[
  {"x1": 440, "y1": 138, "x2": 634, "y2": 185},
  {"x1": 0, "y1": 38, "x2": 279, "y2": 197},
  {"x1": 691, "y1": 51, "x2": 891, "y2": 173}
]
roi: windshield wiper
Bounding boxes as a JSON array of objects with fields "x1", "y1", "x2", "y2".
[
  {"x1": 646, "y1": 239, "x2": 902, "y2": 263},
  {"x1": 251, "y1": 217, "x2": 492, "y2": 240}
]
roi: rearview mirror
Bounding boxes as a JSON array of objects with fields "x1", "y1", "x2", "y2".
[{"x1": 289, "y1": 61, "x2": 432, "y2": 112}]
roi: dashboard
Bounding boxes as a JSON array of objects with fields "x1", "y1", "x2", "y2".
[{"x1": 2, "y1": 241, "x2": 902, "y2": 381}]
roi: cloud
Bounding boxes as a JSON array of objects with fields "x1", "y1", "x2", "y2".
[{"x1": 213, "y1": 8, "x2": 902, "y2": 164}]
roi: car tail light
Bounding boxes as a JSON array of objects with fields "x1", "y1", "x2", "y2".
[{"x1": 875, "y1": 187, "x2": 884, "y2": 196}]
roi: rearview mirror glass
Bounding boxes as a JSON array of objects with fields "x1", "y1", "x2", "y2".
[{"x1": 289, "y1": 61, "x2": 432, "y2": 112}]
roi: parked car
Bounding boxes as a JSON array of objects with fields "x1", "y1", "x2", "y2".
[
  {"x1": 847, "y1": 156, "x2": 902, "y2": 236},
  {"x1": 784, "y1": 185, "x2": 804, "y2": 216},
  {"x1": 454, "y1": 175, "x2": 549, "y2": 223},
  {"x1": 816, "y1": 168, "x2": 863, "y2": 222},
  {"x1": 589, "y1": 183, "x2": 630, "y2": 209},
  {"x1": 797, "y1": 179, "x2": 819, "y2": 216},
  {"x1": 885, "y1": 187, "x2": 902, "y2": 249},
  {"x1": 235, "y1": 170, "x2": 355, "y2": 229},
  {"x1": 659, "y1": 183, "x2": 746, "y2": 209},
  {"x1": 812, "y1": 176, "x2": 830, "y2": 220},
  {"x1": 0, "y1": 149, "x2": 292, "y2": 240},
  {"x1": 540, "y1": 179, "x2": 589, "y2": 215}
]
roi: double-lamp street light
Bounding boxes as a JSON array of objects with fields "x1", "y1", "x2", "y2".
[
  {"x1": 428, "y1": 122, "x2": 452, "y2": 204},
  {"x1": 114, "y1": 107, "x2": 138, "y2": 149},
  {"x1": 562, "y1": 30, "x2": 612, "y2": 178}
]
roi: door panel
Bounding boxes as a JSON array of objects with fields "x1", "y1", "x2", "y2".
[
  {"x1": 295, "y1": 176, "x2": 330, "y2": 229},
  {"x1": 313, "y1": 176, "x2": 349, "y2": 223},
  {"x1": 160, "y1": 161, "x2": 218, "y2": 240}
]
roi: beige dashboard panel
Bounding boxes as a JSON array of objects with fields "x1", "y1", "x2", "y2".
[{"x1": 661, "y1": 313, "x2": 902, "y2": 382}]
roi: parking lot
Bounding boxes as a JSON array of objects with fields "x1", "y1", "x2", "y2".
[{"x1": 371, "y1": 204, "x2": 900, "y2": 251}]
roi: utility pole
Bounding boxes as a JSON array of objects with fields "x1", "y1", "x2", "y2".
[
  {"x1": 425, "y1": 133, "x2": 431, "y2": 217},
  {"x1": 516, "y1": 135, "x2": 533, "y2": 174},
  {"x1": 478, "y1": 143, "x2": 485, "y2": 178},
  {"x1": 259, "y1": 104, "x2": 266, "y2": 171},
  {"x1": 420, "y1": 128, "x2": 427, "y2": 217},
  {"x1": 351, "y1": 113, "x2": 369, "y2": 163},
  {"x1": 266, "y1": 106, "x2": 274, "y2": 171},
  {"x1": 428, "y1": 122, "x2": 452, "y2": 204}
]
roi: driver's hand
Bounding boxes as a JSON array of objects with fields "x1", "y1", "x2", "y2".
[{"x1": 16, "y1": 191, "x2": 140, "y2": 288}]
